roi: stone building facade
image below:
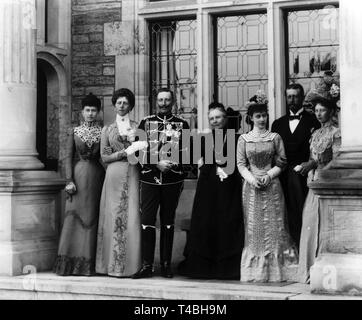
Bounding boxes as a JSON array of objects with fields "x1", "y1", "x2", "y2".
[
  {"x1": 71, "y1": 0, "x2": 120, "y2": 125},
  {"x1": 2, "y1": 0, "x2": 362, "y2": 296},
  {"x1": 70, "y1": 0, "x2": 147, "y2": 128}
]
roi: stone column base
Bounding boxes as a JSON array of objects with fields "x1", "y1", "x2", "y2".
[
  {"x1": 0, "y1": 171, "x2": 65, "y2": 276},
  {"x1": 0, "y1": 156, "x2": 44, "y2": 170},
  {"x1": 309, "y1": 166, "x2": 362, "y2": 296},
  {"x1": 310, "y1": 253, "x2": 362, "y2": 296}
]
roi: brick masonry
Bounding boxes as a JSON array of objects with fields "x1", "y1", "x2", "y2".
[
  {"x1": 71, "y1": 0, "x2": 122, "y2": 124},
  {"x1": 70, "y1": 1, "x2": 192, "y2": 265}
]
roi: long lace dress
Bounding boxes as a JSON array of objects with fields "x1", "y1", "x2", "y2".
[
  {"x1": 95, "y1": 121, "x2": 141, "y2": 277},
  {"x1": 54, "y1": 122, "x2": 105, "y2": 275},
  {"x1": 237, "y1": 130, "x2": 298, "y2": 282},
  {"x1": 298, "y1": 122, "x2": 341, "y2": 283}
]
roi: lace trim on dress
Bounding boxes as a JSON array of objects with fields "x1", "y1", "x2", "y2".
[
  {"x1": 310, "y1": 123, "x2": 340, "y2": 155},
  {"x1": 240, "y1": 247, "x2": 298, "y2": 282},
  {"x1": 53, "y1": 255, "x2": 95, "y2": 276},
  {"x1": 74, "y1": 122, "x2": 102, "y2": 148},
  {"x1": 242, "y1": 130, "x2": 277, "y2": 143}
]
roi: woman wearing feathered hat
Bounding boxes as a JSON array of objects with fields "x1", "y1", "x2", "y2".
[
  {"x1": 54, "y1": 93, "x2": 105, "y2": 276},
  {"x1": 304, "y1": 71, "x2": 340, "y2": 126},
  {"x1": 298, "y1": 94, "x2": 341, "y2": 284}
]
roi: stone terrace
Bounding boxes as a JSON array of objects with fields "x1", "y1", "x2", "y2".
[{"x1": 0, "y1": 273, "x2": 361, "y2": 300}]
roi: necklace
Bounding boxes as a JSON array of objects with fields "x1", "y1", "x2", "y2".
[
  {"x1": 214, "y1": 131, "x2": 228, "y2": 159},
  {"x1": 250, "y1": 129, "x2": 269, "y2": 138}
]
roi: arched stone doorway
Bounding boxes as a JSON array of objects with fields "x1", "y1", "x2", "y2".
[
  {"x1": 37, "y1": 62, "x2": 50, "y2": 168},
  {"x1": 36, "y1": 51, "x2": 70, "y2": 177}
]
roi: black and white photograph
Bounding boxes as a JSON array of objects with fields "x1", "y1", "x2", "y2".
[{"x1": 0, "y1": 0, "x2": 361, "y2": 307}]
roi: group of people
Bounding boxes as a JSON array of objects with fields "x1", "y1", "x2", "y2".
[
  {"x1": 53, "y1": 88, "x2": 189, "y2": 279},
  {"x1": 53, "y1": 82, "x2": 341, "y2": 284}
]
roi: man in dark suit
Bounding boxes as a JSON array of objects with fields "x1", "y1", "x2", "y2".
[{"x1": 271, "y1": 83, "x2": 320, "y2": 249}]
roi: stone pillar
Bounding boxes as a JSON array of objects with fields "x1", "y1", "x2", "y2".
[
  {"x1": 0, "y1": 0, "x2": 43, "y2": 170},
  {"x1": 309, "y1": 0, "x2": 362, "y2": 295},
  {"x1": 111, "y1": 0, "x2": 149, "y2": 124},
  {"x1": 0, "y1": 0, "x2": 65, "y2": 276}
]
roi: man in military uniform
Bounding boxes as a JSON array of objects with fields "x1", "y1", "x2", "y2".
[{"x1": 133, "y1": 88, "x2": 189, "y2": 279}]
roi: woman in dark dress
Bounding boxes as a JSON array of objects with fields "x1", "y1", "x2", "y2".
[
  {"x1": 54, "y1": 93, "x2": 105, "y2": 276},
  {"x1": 179, "y1": 103, "x2": 244, "y2": 280}
]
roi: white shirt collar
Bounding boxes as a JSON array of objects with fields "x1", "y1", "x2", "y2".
[
  {"x1": 290, "y1": 108, "x2": 304, "y2": 116},
  {"x1": 116, "y1": 114, "x2": 131, "y2": 135},
  {"x1": 116, "y1": 113, "x2": 130, "y2": 122}
]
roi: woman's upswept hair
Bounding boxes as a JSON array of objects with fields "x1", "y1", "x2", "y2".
[
  {"x1": 81, "y1": 93, "x2": 101, "y2": 111},
  {"x1": 244, "y1": 90, "x2": 269, "y2": 128},
  {"x1": 112, "y1": 88, "x2": 135, "y2": 109},
  {"x1": 246, "y1": 103, "x2": 268, "y2": 126},
  {"x1": 311, "y1": 96, "x2": 336, "y2": 112},
  {"x1": 208, "y1": 101, "x2": 227, "y2": 116}
]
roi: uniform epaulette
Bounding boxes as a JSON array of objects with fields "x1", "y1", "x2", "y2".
[
  {"x1": 173, "y1": 115, "x2": 188, "y2": 122},
  {"x1": 143, "y1": 115, "x2": 155, "y2": 120}
]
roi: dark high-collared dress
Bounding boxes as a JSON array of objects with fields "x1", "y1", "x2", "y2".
[
  {"x1": 179, "y1": 131, "x2": 244, "y2": 280},
  {"x1": 54, "y1": 122, "x2": 105, "y2": 276}
]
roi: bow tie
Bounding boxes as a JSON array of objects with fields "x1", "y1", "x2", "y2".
[{"x1": 289, "y1": 115, "x2": 301, "y2": 120}]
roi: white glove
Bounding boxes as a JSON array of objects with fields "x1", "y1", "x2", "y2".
[
  {"x1": 267, "y1": 166, "x2": 282, "y2": 179},
  {"x1": 216, "y1": 167, "x2": 228, "y2": 181},
  {"x1": 197, "y1": 158, "x2": 204, "y2": 168},
  {"x1": 65, "y1": 181, "x2": 76, "y2": 195},
  {"x1": 240, "y1": 168, "x2": 260, "y2": 188},
  {"x1": 125, "y1": 141, "x2": 148, "y2": 155}
]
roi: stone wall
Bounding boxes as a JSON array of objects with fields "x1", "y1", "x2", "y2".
[
  {"x1": 70, "y1": 0, "x2": 193, "y2": 266},
  {"x1": 71, "y1": 0, "x2": 122, "y2": 124}
]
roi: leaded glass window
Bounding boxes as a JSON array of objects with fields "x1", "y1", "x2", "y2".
[
  {"x1": 150, "y1": 18, "x2": 198, "y2": 178},
  {"x1": 215, "y1": 13, "x2": 268, "y2": 133},
  {"x1": 287, "y1": 6, "x2": 339, "y2": 92},
  {"x1": 149, "y1": 19, "x2": 197, "y2": 127}
]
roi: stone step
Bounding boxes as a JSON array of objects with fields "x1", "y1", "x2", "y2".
[{"x1": 0, "y1": 273, "x2": 362, "y2": 300}]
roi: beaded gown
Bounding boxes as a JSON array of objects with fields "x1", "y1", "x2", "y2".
[
  {"x1": 298, "y1": 122, "x2": 341, "y2": 283},
  {"x1": 54, "y1": 121, "x2": 105, "y2": 276},
  {"x1": 237, "y1": 130, "x2": 298, "y2": 282}
]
